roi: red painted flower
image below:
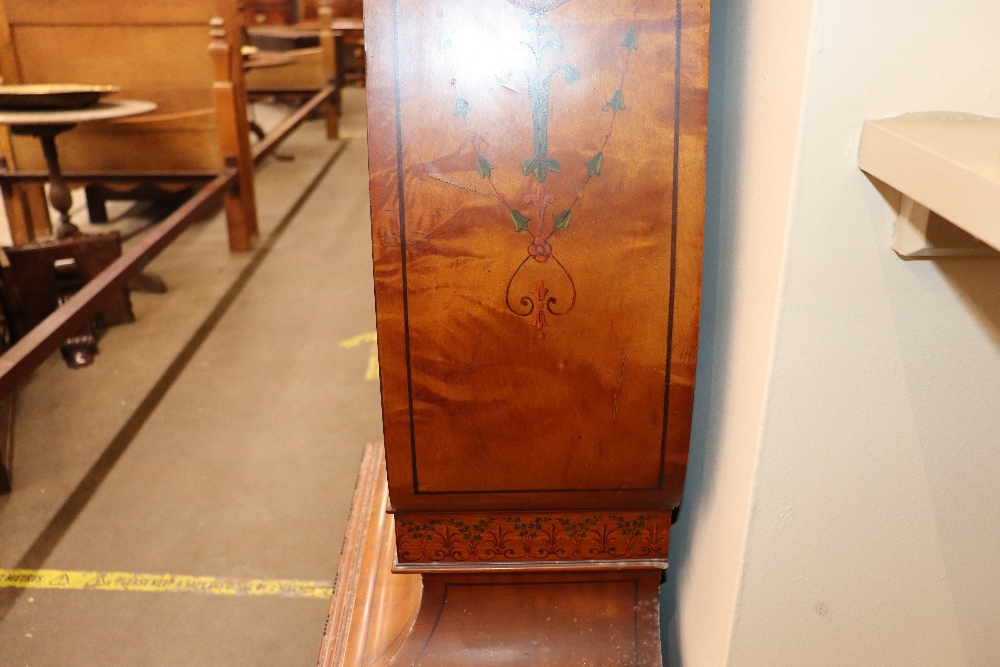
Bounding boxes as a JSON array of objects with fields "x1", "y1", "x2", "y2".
[{"x1": 528, "y1": 236, "x2": 552, "y2": 262}]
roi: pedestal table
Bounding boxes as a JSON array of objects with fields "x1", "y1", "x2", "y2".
[{"x1": 0, "y1": 99, "x2": 156, "y2": 238}]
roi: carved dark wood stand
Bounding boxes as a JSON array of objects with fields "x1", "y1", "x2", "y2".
[{"x1": 320, "y1": 1, "x2": 709, "y2": 664}]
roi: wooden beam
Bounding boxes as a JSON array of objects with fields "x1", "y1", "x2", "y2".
[
  {"x1": 252, "y1": 84, "x2": 336, "y2": 165},
  {"x1": 0, "y1": 171, "x2": 220, "y2": 184},
  {"x1": 0, "y1": 166, "x2": 237, "y2": 402}
]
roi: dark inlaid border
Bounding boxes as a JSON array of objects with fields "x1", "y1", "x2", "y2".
[{"x1": 392, "y1": 0, "x2": 685, "y2": 495}]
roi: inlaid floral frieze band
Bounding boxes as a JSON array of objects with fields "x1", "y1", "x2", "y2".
[{"x1": 394, "y1": 512, "x2": 670, "y2": 563}]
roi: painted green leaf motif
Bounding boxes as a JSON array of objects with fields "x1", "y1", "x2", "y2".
[
  {"x1": 622, "y1": 27, "x2": 639, "y2": 52},
  {"x1": 454, "y1": 96, "x2": 470, "y2": 118},
  {"x1": 553, "y1": 209, "x2": 572, "y2": 231},
  {"x1": 585, "y1": 151, "x2": 604, "y2": 177},
  {"x1": 563, "y1": 65, "x2": 580, "y2": 84},
  {"x1": 542, "y1": 39, "x2": 563, "y2": 55},
  {"x1": 477, "y1": 155, "x2": 495, "y2": 179},
  {"x1": 608, "y1": 89, "x2": 626, "y2": 112},
  {"x1": 511, "y1": 210, "x2": 530, "y2": 232},
  {"x1": 521, "y1": 157, "x2": 560, "y2": 182}
]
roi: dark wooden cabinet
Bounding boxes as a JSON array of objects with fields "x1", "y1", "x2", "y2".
[{"x1": 321, "y1": 0, "x2": 710, "y2": 663}]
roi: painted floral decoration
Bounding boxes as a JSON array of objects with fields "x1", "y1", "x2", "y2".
[
  {"x1": 506, "y1": 0, "x2": 572, "y2": 14},
  {"x1": 442, "y1": 2, "x2": 640, "y2": 336},
  {"x1": 528, "y1": 236, "x2": 552, "y2": 263}
]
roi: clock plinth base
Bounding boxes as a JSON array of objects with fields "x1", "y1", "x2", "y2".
[{"x1": 319, "y1": 444, "x2": 666, "y2": 667}]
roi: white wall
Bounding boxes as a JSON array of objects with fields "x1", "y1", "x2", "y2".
[{"x1": 665, "y1": 1, "x2": 1000, "y2": 665}]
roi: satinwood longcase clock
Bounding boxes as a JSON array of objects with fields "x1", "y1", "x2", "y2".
[{"x1": 320, "y1": 0, "x2": 709, "y2": 664}]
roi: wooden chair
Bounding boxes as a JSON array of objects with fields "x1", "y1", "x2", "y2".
[{"x1": 0, "y1": 0, "x2": 259, "y2": 251}]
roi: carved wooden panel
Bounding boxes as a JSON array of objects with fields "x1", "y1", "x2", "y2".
[{"x1": 367, "y1": 0, "x2": 708, "y2": 514}]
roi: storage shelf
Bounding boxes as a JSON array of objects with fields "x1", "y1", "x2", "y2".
[{"x1": 859, "y1": 112, "x2": 1000, "y2": 257}]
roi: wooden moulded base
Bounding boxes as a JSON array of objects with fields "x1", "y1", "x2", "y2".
[{"x1": 318, "y1": 444, "x2": 666, "y2": 667}]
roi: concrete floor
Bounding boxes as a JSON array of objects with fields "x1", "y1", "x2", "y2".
[{"x1": 0, "y1": 89, "x2": 382, "y2": 665}]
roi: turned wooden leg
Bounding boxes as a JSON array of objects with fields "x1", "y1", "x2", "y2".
[{"x1": 36, "y1": 128, "x2": 79, "y2": 239}]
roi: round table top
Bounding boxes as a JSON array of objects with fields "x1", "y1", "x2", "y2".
[{"x1": 0, "y1": 99, "x2": 157, "y2": 126}]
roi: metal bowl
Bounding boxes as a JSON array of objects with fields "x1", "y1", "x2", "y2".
[{"x1": 0, "y1": 84, "x2": 121, "y2": 111}]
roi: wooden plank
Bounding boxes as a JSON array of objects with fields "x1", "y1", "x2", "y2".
[
  {"x1": 11, "y1": 127, "x2": 221, "y2": 174},
  {"x1": 13, "y1": 26, "x2": 214, "y2": 91},
  {"x1": 2, "y1": 0, "x2": 216, "y2": 26},
  {"x1": 0, "y1": 169, "x2": 235, "y2": 402},
  {"x1": 0, "y1": 171, "x2": 220, "y2": 183}
]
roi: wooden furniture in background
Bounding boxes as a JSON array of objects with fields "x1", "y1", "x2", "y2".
[
  {"x1": 3, "y1": 233, "x2": 133, "y2": 342},
  {"x1": 0, "y1": 0, "x2": 259, "y2": 251},
  {"x1": 0, "y1": 165, "x2": 238, "y2": 494},
  {"x1": 0, "y1": 100, "x2": 156, "y2": 238},
  {"x1": 242, "y1": 0, "x2": 297, "y2": 26},
  {"x1": 321, "y1": 0, "x2": 710, "y2": 664},
  {"x1": 299, "y1": 0, "x2": 362, "y2": 22},
  {"x1": 330, "y1": 18, "x2": 365, "y2": 87},
  {"x1": 245, "y1": 1, "x2": 341, "y2": 139},
  {"x1": 0, "y1": 3, "x2": 337, "y2": 495},
  {"x1": 294, "y1": 0, "x2": 364, "y2": 87}
]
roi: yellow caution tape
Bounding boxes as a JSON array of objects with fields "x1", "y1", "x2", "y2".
[
  {"x1": 0, "y1": 569, "x2": 333, "y2": 599},
  {"x1": 339, "y1": 330, "x2": 379, "y2": 381}
]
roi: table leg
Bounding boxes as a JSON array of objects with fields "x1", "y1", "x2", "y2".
[{"x1": 37, "y1": 128, "x2": 79, "y2": 239}]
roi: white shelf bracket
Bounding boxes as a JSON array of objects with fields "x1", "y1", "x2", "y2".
[
  {"x1": 860, "y1": 113, "x2": 1000, "y2": 260},
  {"x1": 892, "y1": 196, "x2": 933, "y2": 257},
  {"x1": 892, "y1": 195, "x2": 997, "y2": 259}
]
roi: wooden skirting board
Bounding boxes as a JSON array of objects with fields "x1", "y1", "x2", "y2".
[{"x1": 317, "y1": 444, "x2": 666, "y2": 667}]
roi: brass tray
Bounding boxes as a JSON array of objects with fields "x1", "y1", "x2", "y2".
[{"x1": 0, "y1": 84, "x2": 121, "y2": 111}]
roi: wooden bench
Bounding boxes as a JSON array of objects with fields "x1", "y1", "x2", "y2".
[
  {"x1": 244, "y1": 1, "x2": 340, "y2": 139},
  {"x1": 0, "y1": 0, "x2": 259, "y2": 251}
]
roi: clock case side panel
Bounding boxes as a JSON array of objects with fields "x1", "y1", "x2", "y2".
[{"x1": 365, "y1": 0, "x2": 710, "y2": 515}]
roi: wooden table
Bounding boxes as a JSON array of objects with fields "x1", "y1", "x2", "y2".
[{"x1": 0, "y1": 99, "x2": 156, "y2": 238}]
